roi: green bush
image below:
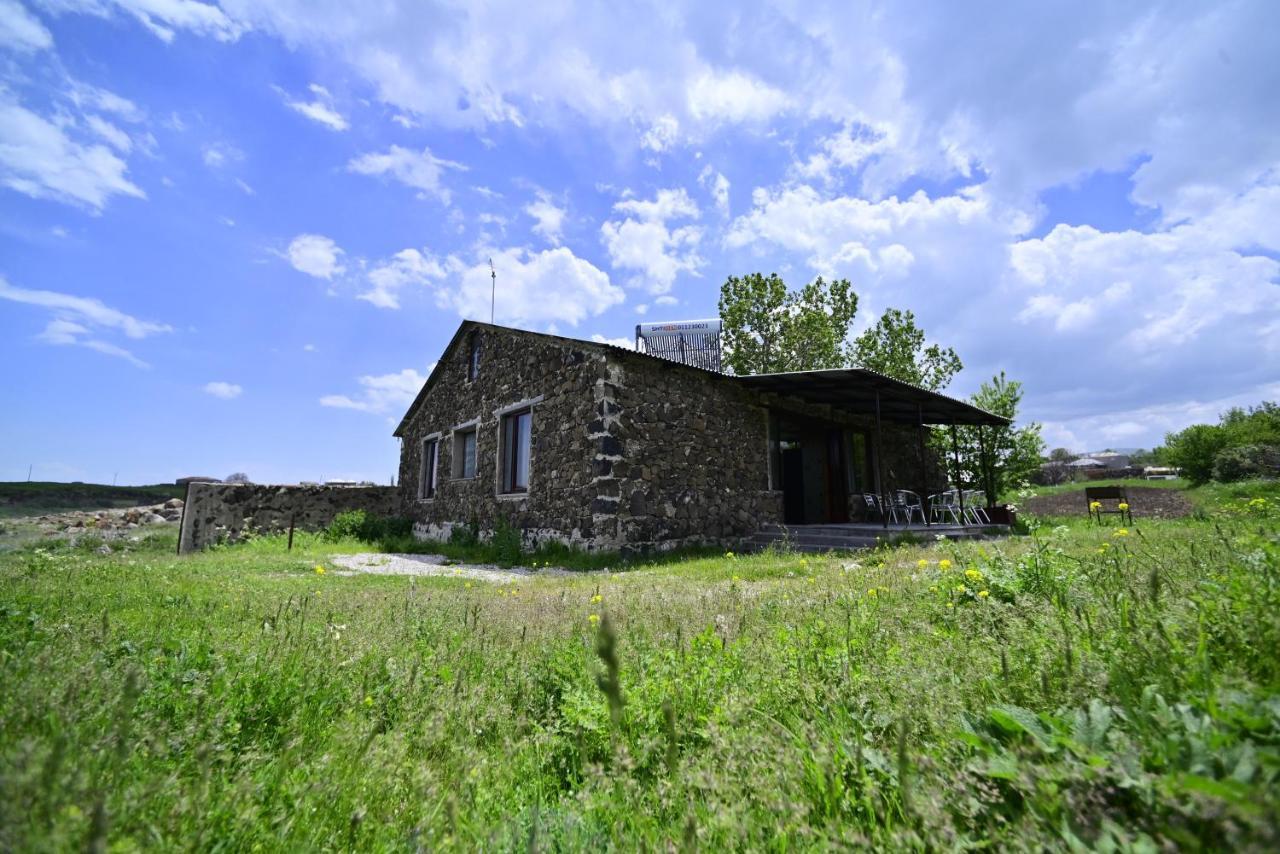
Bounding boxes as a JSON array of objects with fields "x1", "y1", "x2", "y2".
[
  {"x1": 323, "y1": 510, "x2": 412, "y2": 543},
  {"x1": 1211, "y1": 444, "x2": 1280, "y2": 482},
  {"x1": 490, "y1": 517, "x2": 523, "y2": 566}
]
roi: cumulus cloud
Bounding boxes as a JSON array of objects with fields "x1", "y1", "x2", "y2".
[
  {"x1": 698, "y1": 165, "x2": 730, "y2": 217},
  {"x1": 43, "y1": 0, "x2": 243, "y2": 43},
  {"x1": 1, "y1": 276, "x2": 170, "y2": 367},
  {"x1": 204, "y1": 381, "x2": 242, "y2": 399},
  {"x1": 436, "y1": 246, "x2": 623, "y2": 327},
  {"x1": 601, "y1": 188, "x2": 704, "y2": 294},
  {"x1": 590, "y1": 333, "x2": 634, "y2": 350},
  {"x1": 525, "y1": 191, "x2": 566, "y2": 245},
  {"x1": 286, "y1": 234, "x2": 346, "y2": 280},
  {"x1": 362, "y1": 248, "x2": 444, "y2": 309},
  {"x1": 346, "y1": 145, "x2": 465, "y2": 203},
  {"x1": 320, "y1": 367, "x2": 431, "y2": 415}
]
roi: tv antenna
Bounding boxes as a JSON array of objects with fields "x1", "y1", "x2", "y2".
[{"x1": 488, "y1": 257, "x2": 496, "y2": 324}]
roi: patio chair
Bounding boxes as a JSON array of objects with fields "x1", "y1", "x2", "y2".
[
  {"x1": 860, "y1": 493, "x2": 884, "y2": 522},
  {"x1": 929, "y1": 490, "x2": 963, "y2": 524},
  {"x1": 1085, "y1": 486, "x2": 1132, "y2": 524},
  {"x1": 892, "y1": 490, "x2": 927, "y2": 525},
  {"x1": 962, "y1": 490, "x2": 991, "y2": 524}
]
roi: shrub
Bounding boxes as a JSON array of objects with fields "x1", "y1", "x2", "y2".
[
  {"x1": 490, "y1": 517, "x2": 524, "y2": 566},
  {"x1": 1211, "y1": 444, "x2": 1280, "y2": 482},
  {"x1": 323, "y1": 510, "x2": 412, "y2": 543},
  {"x1": 449, "y1": 517, "x2": 481, "y2": 548}
]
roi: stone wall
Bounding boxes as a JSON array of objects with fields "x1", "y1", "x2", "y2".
[
  {"x1": 397, "y1": 326, "x2": 606, "y2": 550},
  {"x1": 602, "y1": 350, "x2": 782, "y2": 552},
  {"x1": 178, "y1": 483, "x2": 400, "y2": 553}
]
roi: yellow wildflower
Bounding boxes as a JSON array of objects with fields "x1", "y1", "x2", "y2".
[
  {"x1": 314, "y1": 565, "x2": 325, "y2": 575},
  {"x1": 929, "y1": 585, "x2": 939, "y2": 593},
  {"x1": 939, "y1": 559, "x2": 952, "y2": 570},
  {"x1": 1113, "y1": 528, "x2": 1129, "y2": 537},
  {"x1": 916, "y1": 559, "x2": 929, "y2": 569},
  {"x1": 588, "y1": 613, "x2": 600, "y2": 625},
  {"x1": 946, "y1": 602, "x2": 955, "y2": 609},
  {"x1": 1117, "y1": 502, "x2": 1129, "y2": 511},
  {"x1": 732, "y1": 574, "x2": 741, "y2": 582},
  {"x1": 978, "y1": 590, "x2": 990, "y2": 599},
  {"x1": 725, "y1": 551, "x2": 735, "y2": 559},
  {"x1": 1089, "y1": 501, "x2": 1102, "y2": 511},
  {"x1": 965, "y1": 568, "x2": 983, "y2": 583},
  {"x1": 590, "y1": 594, "x2": 603, "y2": 604},
  {"x1": 866, "y1": 588, "x2": 877, "y2": 597},
  {"x1": 464, "y1": 582, "x2": 473, "y2": 589},
  {"x1": 363, "y1": 695, "x2": 373, "y2": 707},
  {"x1": 955, "y1": 585, "x2": 967, "y2": 594}
]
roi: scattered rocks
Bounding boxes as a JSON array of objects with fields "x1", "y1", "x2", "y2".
[{"x1": 20, "y1": 498, "x2": 184, "y2": 541}]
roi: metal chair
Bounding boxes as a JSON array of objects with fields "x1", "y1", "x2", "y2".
[
  {"x1": 929, "y1": 490, "x2": 963, "y2": 524},
  {"x1": 892, "y1": 490, "x2": 926, "y2": 525},
  {"x1": 963, "y1": 490, "x2": 990, "y2": 524},
  {"x1": 860, "y1": 493, "x2": 884, "y2": 522}
]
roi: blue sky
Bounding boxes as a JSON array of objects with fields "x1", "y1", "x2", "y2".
[{"x1": 2, "y1": 0, "x2": 1278, "y2": 485}]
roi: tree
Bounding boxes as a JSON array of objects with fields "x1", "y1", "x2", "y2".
[
  {"x1": 1048, "y1": 447, "x2": 1076, "y2": 463},
  {"x1": 718, "y1": 273, "x2": 858, "y2": 375},
  {"x1": 956, "y1": 372, "x2": 1044, "y2": 506},
  {"x1": 225, "y1": 472, "x2": 252, "y2": 484},
  {"x1": 848, "y1": 308, "x2": 962, "y2": 391}
]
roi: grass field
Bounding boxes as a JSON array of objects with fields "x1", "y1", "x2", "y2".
[{"x1": 1, "y1": 482, "x2": 1278, "y2": 849}]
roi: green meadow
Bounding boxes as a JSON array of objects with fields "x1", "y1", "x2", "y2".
[{"x1": 2, "y1": 481, "x2": 1278, "y2": 850}]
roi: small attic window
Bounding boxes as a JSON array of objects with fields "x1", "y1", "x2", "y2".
[{"x1": 467, "y1": 332, "x2": 481, "y2": 381}]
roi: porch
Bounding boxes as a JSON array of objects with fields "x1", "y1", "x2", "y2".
[
  {"x1": 746, "y1": 521, "x2": 1010, "y2": 554},
  {"x1": 739, "y1": 367, "x2": 1011, "y2": 534}
]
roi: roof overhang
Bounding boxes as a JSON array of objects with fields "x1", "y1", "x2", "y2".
[{"x1": 736, "y1": 369, "x2": 1009, "y2": 427}]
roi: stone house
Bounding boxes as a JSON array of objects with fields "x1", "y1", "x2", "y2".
[{"x1": 394, "y1": 321, "x2": 1007, "y2": 553}]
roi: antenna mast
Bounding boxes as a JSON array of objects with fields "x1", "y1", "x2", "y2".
[{"x1": 488, "y1": 257, "x2": 496, "y2": 324}]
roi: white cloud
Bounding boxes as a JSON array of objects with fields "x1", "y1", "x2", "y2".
[
  {"x1": 641, "y1": 114, "x2": 679, "y2": 153},
  {"x1": 1, "y1": 276, "x2": 169, "y2": 367},
  {"x1": 1, "y1": 0, "x2": 54, "y2": 52},
  {"x1": 525, "y1": 191, "x2": 566, "y2": 245},
  {"x1": 686, "y1": 69, "x2": 789, "y2": 123},
  {"x1": 204, "y1": 381, "x2": 242, "y2": 399},
  {"x1": 436, "y1": 246, "x2": 623, "y2": 327},
  {"x1": 320, "y1": 367, "x2": 430, "y2": 415},
  {"x1": 590, "y1": 333, "x2": 634, "y2": 350},
  {"x1": 0, "y1": 94, "x2": 145, "y2": 210},
  {"x1": 601, "y1": 188, "x2": 704, "y2": 294},
  {"x1": 282, "y1": 83, "x2": 348, "y2": 131},
  {"x1": 361, "y1": 248, "x2": 444, "y2": 309},
  {"x1": 698, "y1": 165, "x2": 730, "y2": 217},
  {"x1": 286, "y1": 234, "x2": 345, "y2": 280},
  {"x1": 84, "y1": 115, "x2": 132, "y2": 152},
  {"x1": 45, "y1": 0, "x2": 243, "y2": 43},
  {"x1": 201, "y1": 142, "x2": 242, "y2": 168},
  {"x1": 346, "y1": 145, "x2": 465, "y2": 204}
]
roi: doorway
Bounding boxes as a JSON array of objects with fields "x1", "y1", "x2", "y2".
[{"x1": 772, "y1": 416, "x2": 850, "y2": 524}]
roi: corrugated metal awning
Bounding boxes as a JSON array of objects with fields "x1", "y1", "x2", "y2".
[{"x1": 736, "y1": 368, "x2": 1009, "y2": 426}]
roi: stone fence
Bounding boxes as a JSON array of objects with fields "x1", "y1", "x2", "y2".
[{"x1": 177, "y1": 483, "x2": 401, "y2": 553}]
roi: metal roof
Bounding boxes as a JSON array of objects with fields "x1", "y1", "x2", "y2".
[
  {"x1": 736, "y1": 368, "x2": 1009, "y2": 426},
  {"x1": 394, "y1": 321, "x2": 1009, "y2": 435}
]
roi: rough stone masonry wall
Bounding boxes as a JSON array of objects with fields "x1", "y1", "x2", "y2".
[
  {"x1": 397, "y1": 329, "x2": 604, "y2": 549},
  {"x1": 604, "y1": 350, "x2": 783, "y2": 552},
  {"x1": 178, "y1": 483, "x2": 400, "y2": 553}
]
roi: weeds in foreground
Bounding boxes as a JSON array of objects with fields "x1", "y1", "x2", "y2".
[{"x1": 0, "y1": 487, "x2": 1277, "y2": 849}]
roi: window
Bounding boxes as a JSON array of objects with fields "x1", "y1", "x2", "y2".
[
  {"x1": 467, "y1": 332, "x2": 481, "y2": 381},
  {"x1": 452, "y1": 428, "x2": 477, "y2": 479},
  {"x1": 500, "y1": 408, "x2": 532, "y2": 493},
  {"x1": 419, "y1": 437, "x2": 439, "y2": 499}
]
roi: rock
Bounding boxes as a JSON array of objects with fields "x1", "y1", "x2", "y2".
[
  {"x1": 143, "y1": 513, "x2": 167, "y2": 525},
  {"x1": 96, "y1": 545, "x2": 111, "y2": 555},
  {"x1": 164, "y1": 498, "x2": 184, "y2": 509}
]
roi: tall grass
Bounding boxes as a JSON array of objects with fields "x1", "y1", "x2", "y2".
[{"x1": 1, "y1": 488, "x2": 1277, "y2": 849}]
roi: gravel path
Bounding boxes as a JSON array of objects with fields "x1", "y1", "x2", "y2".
[{"x1": 330, "y1": 553, "x2": 578, "y2": 583}]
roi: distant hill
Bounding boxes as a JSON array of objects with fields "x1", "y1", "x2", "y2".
[{"x1": 0, "y1": 482, "x2": 185, "y2": 518}]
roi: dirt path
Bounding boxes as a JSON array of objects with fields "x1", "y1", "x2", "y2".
[{"x1": 330, "y1": 553, "x2": 582, "y2": 583}]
